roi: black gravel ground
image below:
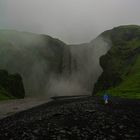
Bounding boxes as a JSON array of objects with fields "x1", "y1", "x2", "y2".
[{"x1": 0, "y1": 96, "x2": 140, "y2": 140}]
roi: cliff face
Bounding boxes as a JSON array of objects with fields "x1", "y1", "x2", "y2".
[
  {"x1": 93, "y1": 25, "x2": 140, "y2": 98},
  {"x1": 0, "y1": 70, "x2": 25, "y2": 100},
  {"x1": 2, "y1": 26, "x2": 139, "y2": 99},
  {"x1": 0, "y1": 29, "x2": 111, "y2": 97},
  {"x1": 0, "y1": 30, "x2": 72, "y2": 97},
  {"x1": 0, "y1": 30, "x2": 111, "y2": 98}
]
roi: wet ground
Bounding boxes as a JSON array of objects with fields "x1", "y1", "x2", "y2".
[
  {"x1": 0, "y1": 96, "x2": 140, "y2": 140},
  {"x1": 0, "y1": 97, "x2": 50, "y2": 119}
]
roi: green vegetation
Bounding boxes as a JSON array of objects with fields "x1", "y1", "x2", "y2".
[
  {"x1": 0, "y1": 70, "x2": 25, "y2": 101},
  {"x1": 108, "y1": 55, "x2": 140, "y2": 99},
  {"x1": 0, "y1": 87, "x2": 15, "y2": 101},
  {"x1": 94, "y1": 25, "x2": 140, "y2": 99}
]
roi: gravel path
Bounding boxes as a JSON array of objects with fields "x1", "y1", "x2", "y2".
[{"x1": 0, "y1": 96, "x2": 140, "y2": 140}]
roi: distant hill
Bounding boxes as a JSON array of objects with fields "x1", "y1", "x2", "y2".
[{"x1": 93, "y1": 25, "x2": 140, "y2": 99}]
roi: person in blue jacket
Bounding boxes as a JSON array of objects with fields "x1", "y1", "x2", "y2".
[{"x1": 103, "y1": 93, "x2": 109, "y2": 104}]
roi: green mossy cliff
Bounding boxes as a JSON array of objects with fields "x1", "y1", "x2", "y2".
[
  {"x1": 0, "y1": 70, "x2": 25, "y2": 100},
  {"x1": 93, "y1": 25, "x2": 140, "y2": 98}
]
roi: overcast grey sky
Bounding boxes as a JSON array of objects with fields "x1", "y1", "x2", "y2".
[{"x1": 0, "y1": 0, "x2": 140, "y2": 44}]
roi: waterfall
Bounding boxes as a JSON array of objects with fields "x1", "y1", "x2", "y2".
[
  {"x1": 0, "y1": 30, "x2": 111, "y2": 97},
  {"x1": 48, "y1": 36, "x2": 111, "y2": 96},
  {"x1": 68, "y1": 36, "x2": 111, "y2": 94}
]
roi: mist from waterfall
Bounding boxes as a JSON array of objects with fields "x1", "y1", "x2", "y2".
[
  {"x1": 0, "y1": 30, "x2": 111, "y2": 98},
  {"x1": 47, "y1": 36, "x2": 111, "y2": 97},
  {"x1": 0, "y1": 30, "x2": 65, "y2": 97}
]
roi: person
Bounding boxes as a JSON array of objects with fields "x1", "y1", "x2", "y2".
[{"x1": 103, "y1": 93, "x2": 109, "y2": 104}]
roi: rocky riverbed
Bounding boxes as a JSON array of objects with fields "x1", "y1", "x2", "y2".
[{"x1": 0, "y1": 96, "x2": 140, "y2": 140}]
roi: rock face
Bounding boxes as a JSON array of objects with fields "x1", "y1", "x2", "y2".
[
  {"x1": 93, "y1": 25, "x2": 140, "y2": 98},
  {"x1": 47, "y1": 37, "x2": 110, "y2": 97},
  {"x1": 0, "y1": 69, "x2": 25, "y2": 99},
  {"x1": 1, "y1": 26, "x2": 140, "y2": 99},
  {"x1": 0, "y1": 30, "x2": 70, "y2": 97},
  {"x1": 0, "y1": 30, "x2": 110, "y2": 97}
]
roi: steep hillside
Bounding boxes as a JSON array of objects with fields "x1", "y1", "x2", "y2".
[
  {"x1": 93, "y1": 25, "x2": 140, "y2": 99},
  {"x1": 0, "y1": 70, "x2": 25, "y2": 100},
  {"x1": 0, "y1": 30, "x2": 70, "y2": 97},
  {"x1": 0, "y1": 30, "x2": 111, "y2": 98}
]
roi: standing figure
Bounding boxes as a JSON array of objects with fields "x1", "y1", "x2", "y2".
[{"x1": 103, "y1": 93, "x2": 109, "y2": 104}]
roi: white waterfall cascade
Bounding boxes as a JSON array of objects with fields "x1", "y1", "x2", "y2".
[{"x1": 48, "y1": 36, "x2": 111, "y2": 97}]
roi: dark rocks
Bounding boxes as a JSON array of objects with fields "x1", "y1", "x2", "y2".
[{"x1": 0, "y1": 97, "x2": 140, "y2": 139}]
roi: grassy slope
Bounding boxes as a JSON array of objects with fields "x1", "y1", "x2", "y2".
[
  {"x1": 108, "y1": 55, "x2": 140, "y2": 99},
  {"x1": 96, "y1": 25, "x2": 140, "y2": 99},
  {"x1": 0, "y1": 69, "x2": 25, "y2": 101},
  {"x1": 0, "y1": 87, "x2": 15, "y2": 101},
  {"x1": 0, "y1": 93, "x2": 13, "y2": 101}
]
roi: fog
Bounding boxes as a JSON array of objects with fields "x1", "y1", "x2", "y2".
[
  {"x1": 0, "y1": 30, "x2": 111, "y2": 97},
  {"x1": 0, "y1": 0, "x2": 140, "y2": 44},
  {"x1": 44, "y1": 36, "x2": 111, "y2": 97}
]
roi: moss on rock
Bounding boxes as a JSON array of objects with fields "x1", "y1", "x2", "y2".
[
  {"x1": 0, "y1": 69, "x2": 25, "y2": 100},
  {"x1": 93, "y1": 25, "x2": 140, "y2": 99}
]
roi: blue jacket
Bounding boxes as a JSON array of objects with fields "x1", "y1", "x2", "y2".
[{"x1": 103, "y1": 94, "x2": 109, "y2": 100}]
